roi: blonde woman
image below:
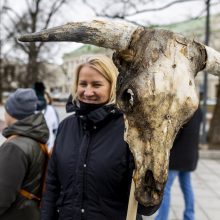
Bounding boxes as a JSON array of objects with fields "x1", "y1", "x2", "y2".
[{"x1": 41, "y1": 55, "x2": 155, "y2": 220}]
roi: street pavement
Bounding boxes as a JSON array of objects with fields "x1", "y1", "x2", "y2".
[{"x1": 0, "y1": 105, "x2": 220, "y2": 220}]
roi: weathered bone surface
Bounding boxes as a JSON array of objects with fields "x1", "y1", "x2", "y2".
[
  {"x1": 18, "y1": 20, "x2": 137, "y2": 51},
  {"x1": 18, "y1": 19, "x2": 220, "y2": 208},
  {"x1": 114, "y1": 30, "x2": 205, "y2": 206}
]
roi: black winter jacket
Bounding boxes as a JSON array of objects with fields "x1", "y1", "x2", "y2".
[
  {"x1": 169, "y1": 108, "x2": 203, "y2": 171},
  {"x1": 0, "y1": 113, "x2": 49, "y2": 220},
  {"x1": 41, "y1": 103, "x2": 158, "y2": 220}
]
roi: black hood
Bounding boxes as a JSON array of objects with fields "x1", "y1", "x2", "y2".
[{"x1": 66, "y1": 94, "x2": 74, "y2": 113}]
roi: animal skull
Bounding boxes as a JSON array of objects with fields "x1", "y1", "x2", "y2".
[{"x1": 18, "y1": 19, "x2": 220, "y2": 208}]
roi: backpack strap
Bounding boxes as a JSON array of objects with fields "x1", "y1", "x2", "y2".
[
  {"x1": 38, "y1": 142, "x2": 48, "y2": 155},
  {"x1": 6, "y1": 134, "x2": 18, "y2": 142},
  {"x1": 19, "y1": 189, "x2": 40, "y2": 201},
  {"x1": 19, "y1": 142, "x2": 49, "y2": 203}
]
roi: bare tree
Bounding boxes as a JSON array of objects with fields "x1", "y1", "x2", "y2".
[
  {"x1": 1, "y1": 0, "x2": 69, "y2": 87},
  {"x1": 82, "y1": 0, "x2": 209, "y2": 25}
]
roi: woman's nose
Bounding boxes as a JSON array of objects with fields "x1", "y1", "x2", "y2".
[{"x1": 84, "y1": 87, "x2": 94, "y2": 96}]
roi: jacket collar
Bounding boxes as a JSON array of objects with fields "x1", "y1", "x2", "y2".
[
  {"x1": 86, "y1": 104, "x2": 121, "y2": 124},
  {"x1": 66, "y1": 97, "x2": 122, "y2": 125}
]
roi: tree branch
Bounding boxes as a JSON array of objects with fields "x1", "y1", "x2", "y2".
[
  {"x1": 96, "y1": 0, "x2": 203, "y2": 18},
  {"x1": 82, "y1": 0, "x2": 100, "y2": 16},
  {"x1": 38, "y1": 0, "x2": 67, "y2": 50},
  {"x1": 2, "y1": 6, "x2": 22, "y2": 20}
]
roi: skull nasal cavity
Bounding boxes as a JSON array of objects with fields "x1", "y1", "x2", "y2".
[{"x1": 145, "y1": 170, "x2": 155, "y2": 188}]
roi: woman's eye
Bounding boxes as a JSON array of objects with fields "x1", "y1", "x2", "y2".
[
  {"x1": 79, "y1": 83, "x2": 87, "y2": 87},
  {"x1": 93, "y1": 84, "x2": 102, "y2": 88}
]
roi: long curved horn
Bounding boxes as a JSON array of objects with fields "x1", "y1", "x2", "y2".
[
  {"x1": 18, "y1": 19, "x2": 138, "y2": 51},
  {"x1": 196, "y1": 42, "x2": 220, "y2": 76},
  {"x1": 204, "y1": 45, "x2": 220, "y2": 76}
]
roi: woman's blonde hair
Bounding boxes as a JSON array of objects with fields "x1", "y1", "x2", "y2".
[{"x1": 71, "y1": 54, "x2": 118, "y2": 105}]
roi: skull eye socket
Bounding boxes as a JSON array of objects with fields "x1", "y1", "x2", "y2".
[{"x1": 121, "y1": 88, "x2": 135, "y2": 112}]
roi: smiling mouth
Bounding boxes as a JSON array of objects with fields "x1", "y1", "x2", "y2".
[{"x1": 82, "y1": 99, "x2": 98, "y2": 103}]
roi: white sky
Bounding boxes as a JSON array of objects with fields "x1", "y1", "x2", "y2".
[{"x1": 2, "y1": 0, "x2": 220, "y2": 64}]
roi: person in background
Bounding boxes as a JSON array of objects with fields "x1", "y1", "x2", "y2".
[
  {"x1": 0, "y1": 88, "x2": 49, "y2": 220},
  {"x1": 44, "y1": 91, "x2": 59, "y2": 151},
  {"x1": 33, "y1": 82, "x2": 47, "y2": 111},
  {"x1": 155, "y1": 107, "x2": 203, "y2": 220},
  {"x1": 41, "y1": 55, "x2": 159, "y2": 220},
  {"x1": 33, "y1": 82, "x2": 59, "y2": 151}
]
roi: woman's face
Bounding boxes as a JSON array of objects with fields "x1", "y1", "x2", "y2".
[{"x1": 76, "y1": 65, "x2": 111, "y2": 104}]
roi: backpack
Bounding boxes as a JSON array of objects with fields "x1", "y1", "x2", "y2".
[{"x1": 7, "y1": 135, "x2": 49, "y2": 207}]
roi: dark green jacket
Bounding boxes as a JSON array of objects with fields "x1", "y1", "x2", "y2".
[{"x1": 0, "y1": 113, "x2": 49, "y2": 220}]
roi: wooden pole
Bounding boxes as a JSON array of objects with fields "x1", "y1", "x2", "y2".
[{"x1": 126, "y1": 178, "x2": 138, "y2": 220}]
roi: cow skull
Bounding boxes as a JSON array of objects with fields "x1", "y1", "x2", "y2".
[{"x1": 18, "y1": 19, "x2": 220, "y2": 208}]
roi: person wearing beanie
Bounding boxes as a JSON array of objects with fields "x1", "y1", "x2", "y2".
[
  {"x1": 33, "y1": 82, "x2": 59, "y2": 151},
  {"x1": 0, "y1": 88, "x2": 49, "y2": 220}
]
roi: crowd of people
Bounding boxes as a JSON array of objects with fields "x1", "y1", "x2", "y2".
[{"x1": 0, "y1": 54, "x2": 202, "y2": 220}]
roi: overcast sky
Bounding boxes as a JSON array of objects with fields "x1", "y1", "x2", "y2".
[{"x1": 2, "y1": 0, "x2": 220, "y2": 64}]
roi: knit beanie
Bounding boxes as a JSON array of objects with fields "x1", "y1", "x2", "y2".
[{"x1": 5, "y1": 88, "x2": 38, "y2": 120}]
